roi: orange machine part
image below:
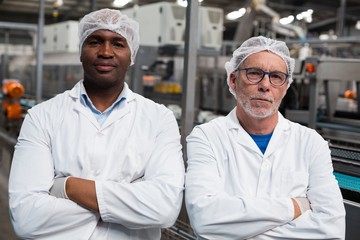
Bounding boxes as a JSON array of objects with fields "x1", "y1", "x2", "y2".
[
  {"x1": 3, "y1": 101, "x2": 22, "y2": 120},
  {"x1": 305, "y1": 63, "x2": 315, "y2": 73},
  {"x1": 2, "y1": 81, "x2": 25, "y2": 99},
  {"x1": 344, "y1": 90, "x2": 357, "y2": 99}
]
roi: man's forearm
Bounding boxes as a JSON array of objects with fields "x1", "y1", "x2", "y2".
[{"x1": 66, "y1": 177, "x2": 99, "y2": 212}]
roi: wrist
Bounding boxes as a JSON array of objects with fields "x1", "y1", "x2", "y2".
[
  {"x1": 291, "y1": 198, "x2": 301, "y2": 219},
  {"x1": 64, "y1": 176, "x2": 71, "y2": 199}
]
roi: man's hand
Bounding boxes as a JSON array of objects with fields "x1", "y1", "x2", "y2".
[
  {"x1": 50, "y1": 176, "x2": 99, "y2": 212},
  {"x1": 292, "y1": 197, "x2": 311, "y2": 219},
  {"x1": 50, "y1": 177, "x2": 70, "y2": 199}
]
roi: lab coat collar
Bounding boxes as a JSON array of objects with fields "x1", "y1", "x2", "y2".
[
  {"x1": 225, "y1": 107, "x2": 291, "y2": 156},
  {"x1": 101, "y1": 83, "x2": 134, "y2": 129},
  {"x1": 226, "y1": 108, "x2": 260, "y2": 153},
  {"x1": 225, "y1": 107, "x2": 290, "y2": 130},
  {"x1": 68, "y1": 80, "x2": 136, "y2": 102},
  {"x1": 69, "y1": 80, "x2": 134, "y2": 130},
  {"x1": 264, "y1": 113, "x2": 291, "y2": 157}
]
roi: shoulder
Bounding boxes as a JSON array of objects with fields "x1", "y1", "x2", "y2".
[
  {"x1": 284, "y1": 117, "x2": 327, "y2": 145},
  {"x1": 188, "y1": 116, "x2": 228, "y2": 142},
  {"x1": 197, "y1": 116, "x2": 227, "y2": 132},
  {"x1": 134, "y1": 92, "x2": 171, "y2": 111},
  {"x1": 28, "y1": 90, "x2": 72, "y2": 115},
  {"x1": 25, "y1": 89, "x2": 75, "y2": 132},
  {"x1": 130, "y1": 91, "x2": 176, "y2": 123}
]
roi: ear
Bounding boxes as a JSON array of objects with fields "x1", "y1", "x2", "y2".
[{"x1": 229, "y1": 72, "x2": 237, "y2": 91}]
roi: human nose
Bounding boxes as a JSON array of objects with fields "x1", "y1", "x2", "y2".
[
  {"x1": 258, "y1": 72, "x2": 271, "y2": 90},
  {"x1": 98, "y1": 42, "x2": 113, "y2": 58}
]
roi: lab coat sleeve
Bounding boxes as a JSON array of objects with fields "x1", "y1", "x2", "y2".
[
  {"x1": 185, "y1": 127, "x2": 294, "y2": 239},
  {"x1": 95, "y1": 109, "x2": 185, "y2": 229},
  {"x1": 8, "y1": 111, "x2": 98, "y2": 240},
  {"x1": 254, "y1": 134, "x2": 346, "y2": 240}
]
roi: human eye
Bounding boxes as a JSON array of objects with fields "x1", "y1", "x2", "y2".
[
  {"x1": 85, "y1": 38, "x2": 100, "y2": 46},
  {"x1": 247, "y1": 68, "x2": 263, "y2": 77},
  {"x1": 271, "y1": 71, "x2": 287, "y2": 80},
  {"x1": 113, "y1": 38, "x2": 128, "y2": 48},
  {"x1": 113, "y1": 41, "x2": 125, "y2": 48}
]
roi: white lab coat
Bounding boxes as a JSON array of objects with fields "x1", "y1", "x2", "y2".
[
  {"x1": 8, "y1": 81, "x2": 185, "y2": 240},
  {"x1": 185, "y1": 108, "x2": 345, "y2": 240}
]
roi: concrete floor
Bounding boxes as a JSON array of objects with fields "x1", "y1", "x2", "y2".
[{"x1": 0, "y1": 145, "x2": 18, "y2": 240}]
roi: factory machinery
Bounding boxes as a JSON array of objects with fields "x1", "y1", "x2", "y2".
[
  {"x1": 134, "y1": 44, "x2": 360, "y2": 237},
  {"x1": 1, "y1": 1, "x2": 360, "y2": 238},
  {"x1": 0, "y1": 79, "x2": 25, "y2": 135},
  {"x1": 284, "y1": 56, "x2": 360, "y2": 240},
  {"x1": 3, "y1": 48, "x2": 360, "y2": 240}
]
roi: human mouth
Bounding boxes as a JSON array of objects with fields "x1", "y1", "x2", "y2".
[
  {"x1": 95, "y1": 62, "x2": 116, "y2": 72},
  {"x1": 252, "y1": 97, "x2": 273, "y2": 103}
]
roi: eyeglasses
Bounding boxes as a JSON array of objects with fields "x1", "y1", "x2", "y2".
[{"x1": 237, "y1": 67, "x2": 289, "y2": 86}]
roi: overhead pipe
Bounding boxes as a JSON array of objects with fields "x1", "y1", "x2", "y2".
[
  {"x1": 234, "y1": 0, "x2": 306, "y2": 42},
  {"x1": 35, "y1": 0, "x2": 45, "y2": 103},
  {"x1": 337, "y1": 0, "x2": 346, "y2": 37},
  {"x1": 255, "y1": 1, "x2": 305, "y2": 40}
]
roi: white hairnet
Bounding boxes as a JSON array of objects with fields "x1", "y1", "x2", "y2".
[
  {"x1": 225, "y1": 36, "x2": 295, "y2": 95},
  {"x1": 79, "y1": 8, "x2": 140, "y2": 65}
]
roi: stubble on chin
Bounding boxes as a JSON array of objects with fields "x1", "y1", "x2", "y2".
[{"x1": 238, "y1": 96, "x2": 278, "y2": 119}]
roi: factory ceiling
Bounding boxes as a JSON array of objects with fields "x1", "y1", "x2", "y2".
[{"x1": 0, "y1": 0, "x2": 360, "y2": 41}]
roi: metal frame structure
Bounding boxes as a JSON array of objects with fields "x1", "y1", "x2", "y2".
[
  {"x1": 286, "y1": 56, "x2": 360, "y2": 130},
  {"x1": 306, "y1": 57, "x2": 360, "y2": 129}
]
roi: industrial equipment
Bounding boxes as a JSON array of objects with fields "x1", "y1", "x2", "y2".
[
  {"x1": 142, "y1": 53, "x2": 183, "y2": 105},
  {"x1": 283, "y1": 56, "x2": 360, "y2": 240},
  {"x1": 122, "y1": 2, "x2": 224, "y2": 49},
  {"x1": 286, "y1": 57, "x2": 360, "y2": 128},
  {"x1": 43, "y1": 20, "x2": 79, "y2": 53},
  {"x1": 197, "y1": 54, "x2": 235, "y2": 114},
  {"x1": 1, "y1": 79, "x2": 24, "y2": 134},
  {"x1": 234, "y1": 0, "x2": 305, "y2": 42},
  {"x1": 198, "y1": 6, "x2": 224, "y2": 50},
  {"x1": 135, "y1": 2, "x2": 186, "y2": 47},
  {"x1": 1, "y1": 79, "x2": 24, "y2": 120}
]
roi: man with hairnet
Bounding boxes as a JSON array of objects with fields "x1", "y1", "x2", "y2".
[
  {"x1": 8, "y1": 8, "x2": 184, "y2": 239},
  {"x1": 185, "y1": 36, "x2": 345, "y2": 239}
]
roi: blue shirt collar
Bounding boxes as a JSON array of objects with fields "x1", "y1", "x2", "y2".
[{"x1": 79, "y1": 81, "x2": 126, "y2": 126}]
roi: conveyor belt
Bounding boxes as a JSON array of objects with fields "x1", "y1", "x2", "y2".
[
  {"x1": 330, "y1": 144, "x2": 360, "y2": 178},
  {"x1": 334, "y1": 172, "x2": 360, "y2": 193},
  {"x1": 331, "y1": 147, "x2": 360, "y2": 162},
  {"x1": 320, "y1": 128, "x2": 360, "y2": 204},
  {"x1": 319, "y1": 128, "x2": 360, "y2": 181}
]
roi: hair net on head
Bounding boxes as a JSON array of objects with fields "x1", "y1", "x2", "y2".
[
  {"x1": 224, "y1": 36, "x2": 295, "y2": 96},
  {"x1": 79, "y1": 8, "x2": 140, "y2": 65}
]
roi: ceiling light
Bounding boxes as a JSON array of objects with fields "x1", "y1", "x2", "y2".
[
  {"x1": 225, "y1": 8, "x2": 246, "y2": 21},
  {"x1": 55, "y1": 0, "x2": 63, "y2": 7},
  {"x1": 176, "y1": 0, "x2": 204, "y2": 8},
  {"x1": 279, "y1": 15, "x2": 294, "y2": 25},
  {"x1": 113, "y1": 0, "x2": 132, "y2": 8},
  {"x1": 356, "y1": 21, "x2": 360, "y2": 30},
  {"x1": 319, "y1": 31, "x2": 337, "y2": 40},
  {"x1": 319, "y1": 34, "x2": 329, "y2": 40},
  {"x1": 176, "y1": 0, "x2": 187, "y2": 7},
  {"x1": 296, "y1": 9, "x2": 313, "y2": 23}
]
